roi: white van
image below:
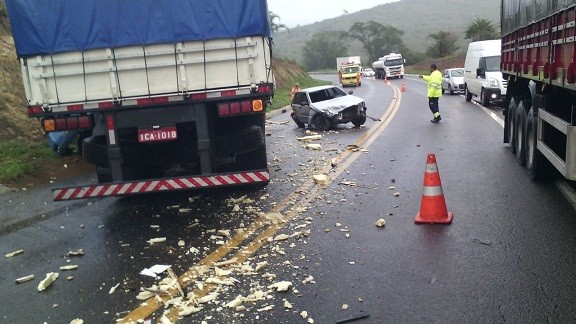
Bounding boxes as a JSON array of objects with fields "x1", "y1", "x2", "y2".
[{"x1": 463, "y1": 40, "x2": 507, "y2": 106}]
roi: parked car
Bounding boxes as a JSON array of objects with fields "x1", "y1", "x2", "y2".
[
  {"x1": 442, "y1": 68, "x2": 464, "y2": 95},
  {"x1": 362, "y1": 68, "x2": 375, "y2": 77},
  {"x1": 290, "y1": 85, "x2": 367, "y2": 131}
]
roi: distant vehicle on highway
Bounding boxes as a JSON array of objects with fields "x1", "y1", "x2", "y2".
[
  {"x1": 290, "y1": 85, "x2": 367, "y2": 131},
  {"x1": 362, "y1": 68, "x2": 375, "y2": 77},
  {"x1": 442, "y1": 68, "x2": 464, "y2": 95}
]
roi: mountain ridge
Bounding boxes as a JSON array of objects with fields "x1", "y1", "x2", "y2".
[{"x1": 272, "y1": 0, "x2": 500, "y2": 65}]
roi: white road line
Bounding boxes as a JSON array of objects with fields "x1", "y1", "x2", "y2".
[{"x1": 474, "y1": 98, "x2": 576, "y2": 211}]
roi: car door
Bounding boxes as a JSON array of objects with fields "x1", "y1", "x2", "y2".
[{"x1": 292, "y1": 92, "x2": 311, "y2": 123}]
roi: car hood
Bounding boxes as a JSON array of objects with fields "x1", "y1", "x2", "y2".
[{"x1": 310, "y1": 95, "x2": 364, "y2": 117}]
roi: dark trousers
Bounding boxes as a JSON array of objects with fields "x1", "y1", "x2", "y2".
[{"x1": 428, "y1": 97, "x2": 439, "y2": 115}]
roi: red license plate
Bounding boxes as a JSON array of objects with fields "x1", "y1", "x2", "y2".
[{"x1": 138, "y1": 126, "x2": 177, "y2": 143}]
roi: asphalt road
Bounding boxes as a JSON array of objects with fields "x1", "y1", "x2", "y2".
[{"x1": 2, "y1": 75, "x2": 576, "y2": 323}]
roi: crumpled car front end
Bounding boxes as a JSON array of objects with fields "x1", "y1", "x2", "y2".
[{"x1": 311, "y1": 96, "x2": 366, "y2": 121}]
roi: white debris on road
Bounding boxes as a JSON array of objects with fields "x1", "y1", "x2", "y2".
[
  {"x1": 38, "y1": 272, "x2": 59, "y2": 291},
  {"x1": 375, "y1": 219, "x2": 386, "y2": 227},
  {"x1": 60, "y1": 265, "x2": 78, "y2": 271},
  {"x1": 109, "y1": 283, "x2": 120, "y2": 294},
  {"x1": 15, "y1": 274, "x2": 34, "y2": 284},
  {"x1": 5, "y1": 249, "x2": 24, "y2": 258},
  {"x1": 268, "y1": 281, "x2": 292, "y2": 292},
  {"x1": 147, "y1": 237, "x2": 167, "y2": 245}
]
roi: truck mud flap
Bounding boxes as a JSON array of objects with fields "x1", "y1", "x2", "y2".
[{"x1": 52, "y1": 170, "x2": 270, "y2": 201}]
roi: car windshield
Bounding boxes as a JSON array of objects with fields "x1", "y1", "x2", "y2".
[
  {"x1": 385, "y1": 58, "x2": 403, "y2": 66},
  {"x1": 485, "y1": 56, "x2": 501, "y2": 72},
  {"x1": 342, "y1": 66, "x2": 359, "y2": 73},
  {"x1": 308, "y1": 87, "x2": 347, "y2": 103},
  {"x1": 450, "y1": 69, "x2": 464, "y2": 77}
]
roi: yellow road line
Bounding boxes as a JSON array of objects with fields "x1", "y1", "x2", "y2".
[{"x1": 122, "y1": 85, "x2": 402, "y2": 323}]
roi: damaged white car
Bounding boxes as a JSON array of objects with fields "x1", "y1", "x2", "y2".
[{"x1": 290, "y1": 85, "x2": 367, "y2": 131}]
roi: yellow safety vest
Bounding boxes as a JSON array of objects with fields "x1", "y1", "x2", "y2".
[{"x1": 422, "y1": 70, "x2": 443, "y2": 98}]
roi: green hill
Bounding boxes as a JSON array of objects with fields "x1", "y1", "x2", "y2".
[{"x1": 272, "y1": 0, "x2": 500, "y2": 66}]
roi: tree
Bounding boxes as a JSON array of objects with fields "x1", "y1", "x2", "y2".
[
  {"x1": 465, "y1": 18, "x2": 498, "y2": 42},
  {"x1": 269, "y1": 11, "x2": 288, "y2": 33},
  {"x1": 343, "y1": 21, "x2": 404, "y2": 63},
  {"x1": 302, "y1": 32, "x2": 348, "y2": 71},
  {"x1": 426, "y1": 31, "x2": 460, "y2": 58}
]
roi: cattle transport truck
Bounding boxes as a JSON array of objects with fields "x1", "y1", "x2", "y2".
[
  {"x1": 501, "y1": 0, "x2": 576, "y2": 180},
  {"x1": 5, "y1": 0, "x2": 275, "y2": 201}
]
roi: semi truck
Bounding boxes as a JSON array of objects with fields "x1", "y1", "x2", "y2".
[
  {"x1": 5, "y1": 0, "x2": 275, "y2": 201},
  {"x1": 336, "y1": 56, "x2": 362, "y2": 87},
  {"x1": 501, "y1": 0, "x2": 576, "y2": 180},
  {"x1": 372, "y1": 53, "x2": 405, "y2": 79}
]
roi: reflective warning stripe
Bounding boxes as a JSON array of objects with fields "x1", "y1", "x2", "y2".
[
  {"x1": 422, "y1": 185, "x2": 443, "y2": 196},
  {"x1": 52, "y1": 171, "x2": 270, "y2": 201},
  {"x1": 425, "y1": 164, "x2": 439, "y2": 173}
]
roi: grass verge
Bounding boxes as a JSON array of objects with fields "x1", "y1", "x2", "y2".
[{"x1": 0, "y1": 140, "x2": 56, "y2": 182}]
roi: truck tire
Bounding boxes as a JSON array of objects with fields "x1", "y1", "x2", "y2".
[
  {"x1": 465, "y1": 86, "x2": 472, "y2": 101},
  {"x1": 507, "y1": 99, "x2": 517, "y2": 153},
  {"x1": 83, "y1": 136, "x2": 109, "y2": 167},
  {"x1": 526, "y1": 107, "x2": 550, "y2": 180},
  {"x1": 214, "y1": 125, "x2": 265, "y2": 156},
  {"x1": 515, "y1": 100, "x2": 528, "y2": 165}
]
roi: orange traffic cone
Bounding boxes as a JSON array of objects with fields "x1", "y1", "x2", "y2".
[
  {"x1": 414, "y1": 153, "x2": 453, "y2": 224},
  {"x1": 401, "y1": 83, "x2": 407, "y2": 92}
]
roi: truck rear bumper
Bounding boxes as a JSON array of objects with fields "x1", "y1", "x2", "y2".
[{"x1": 52, "y1": 170, "x2": 270, "y2": 201}]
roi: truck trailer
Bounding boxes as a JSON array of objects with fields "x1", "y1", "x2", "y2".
[
  {"x1": 5, "y1": 0, "x2": 275, "y2": 201},
  {"x1": 501, "y1": 0, "x2": 576, "y2": 180}
]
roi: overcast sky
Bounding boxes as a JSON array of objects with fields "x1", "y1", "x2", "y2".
[{"x1": 267, "y1": 0, "x2": 399, "y2": 28}]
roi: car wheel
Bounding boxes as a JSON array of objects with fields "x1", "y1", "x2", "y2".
[
  {"x1": 465, "y1": 86, "x2": 472, "y2": 101},
  {"x1": 311, "y1": 114, "x2": 330, "y2": 132},
  {"x1": 449, "y1": 85, "x2": 454, "y2": 95},
  {"x1": 481, "y1": 88, "x2": 490, "y2": 106},
  {"x1": 507, "y1": 99, "x2": 517, "y2": 153},
  {"x1": 351, "y1": 116, "x2": 367, "y2": 127},
  {"x1": 291, "y1": 112, "x2": 305, "y2": 128},
  {"x1": 442, "y1": 88, "x2": 445, "y2": 94},
  {"x1": 515, "y1": 100, "x2": 528, "y2": 165}
]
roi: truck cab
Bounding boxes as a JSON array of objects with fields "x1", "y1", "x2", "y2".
[{"x1": 339, "y1": 63, "x2": 362, "y2": 87}]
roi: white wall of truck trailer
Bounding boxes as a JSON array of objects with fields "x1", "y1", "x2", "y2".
[
  {"x1": 6, "y1": 0, "x2": 275, "y2": 201},
  {"x1": 501, "y1": 0, "x2": 576, "y2": 180}
]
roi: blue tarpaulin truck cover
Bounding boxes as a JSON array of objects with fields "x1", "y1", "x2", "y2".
[{"x1": 5, "y1": 0, "x2": 271, "y2": 57}]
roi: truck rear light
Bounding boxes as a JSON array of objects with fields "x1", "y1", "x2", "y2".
[
  {"x1": 55, "y1": 118, "x2": 67, "y2": 130},
  {"x1": 252, "y1": 100, "x2": 263, "y2": 112},
  {"x1": 78, "y1": 116, "x2": 91, "y2": 128},
  {"x1": 43, "y1": 119, "x2": 56, "y2": 132},
  {"x1": 230, "y1": 102, "x2": 241, "y2": 114},
  {"x1": 191, "y1": 93, "x2": 208, "y2": 100},
  {"x1": 221, "y1": 90, "x2": 236, "y2": 97},
  {"x1": 241, "y1": 101, "x2": 252, "y2": 113},
  {"x1": 66, "y1": 117, "x2": 79, "y2": 129},
  {"x1": 67, "y1": 104, "x2": 83, "y2": 112},
  {"x1": 218, "y1": 103, "x2": 230, "y2": 116}
]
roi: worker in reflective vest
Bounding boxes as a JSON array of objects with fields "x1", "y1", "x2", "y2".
[{"x1": 419, "y1": 64, "x2": 443, "y2": 123}]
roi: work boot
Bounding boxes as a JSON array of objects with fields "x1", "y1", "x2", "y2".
[{"x1": 430, "y1": 115, "x2": 442, "y2": 123}]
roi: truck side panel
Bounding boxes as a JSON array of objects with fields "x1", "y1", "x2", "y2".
[{"x1": 21, "y1": 37, "x2": 272, "y2": 110}]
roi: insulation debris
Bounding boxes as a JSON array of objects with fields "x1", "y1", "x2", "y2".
[
  {"x1": 60, "y1": 265, "x2": 78, "y2": 271},
  {"x1": 274, "y1": 234, "x2": 290, "y2": 241},
  {"x1": 147, "y1": 237, "x2": 167, "y2": 245},
  {"x1": 70, "y1": 319, "x2": 84, "y2": 324},
  {"x1": 5, "y1": 249, "x2": 24, "y2": 258},
  {"x1": 312, "y1": 174, "x2": 329, "y2": 185},
  {"x1": 15, "y1": 274, "x2": 34, "y2": 284},
  {"x1": 68, "y1": 249, "x2": 84, "y2": 257},
  {"x1": 268, "y1": 281, "x2": 293, "y2": 292},
  {"x1": 375, "y1": 219, "x2": 386, "y2": 227},
  {"x1": 284, "y1": 300, "x2": 293, "y2": 309},
  {"x1": 109, "y1": 283, "x2": 120, "y2": 294},
  {"x1": 38, "y1": 272, "x2": 59, "y2": 291},
  {"x1": 305, "y1": 144, "x2": 322, "y2": 150},
  {"x1": 140, "y1": 265, "x2": 171, "y2": 278},
  {"x1": 297, "y1": 135, "x2": 322, "y2": 142}
]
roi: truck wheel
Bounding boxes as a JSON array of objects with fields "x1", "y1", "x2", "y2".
[
  {"x1": 526, "y1": 107, "x2": 550, "y2": 180},
  {"x1": 214, "y1": 126, "x2": 265, "y2": 156},
  {"x1": 83, "y1": 136, "x2": 109, "y2": 167},
  {"x1": 465, "y1": 86, "x2": 472, "y2": 101},
  {"x1": 515, "y1": 100, "x2": 528, "y2": 165},
  {"x1": 507, "y1": 99, "x2": 517, "y2": 153},
  {"x1": 311, "y1": 114, "x2": 330, "y2": 132},
  {"x1": 351, "y1": 116, "x2": 367, "y2": 127},
  {"x1": 481, "y1": 89, "x2": 490, "y2": 106}
]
